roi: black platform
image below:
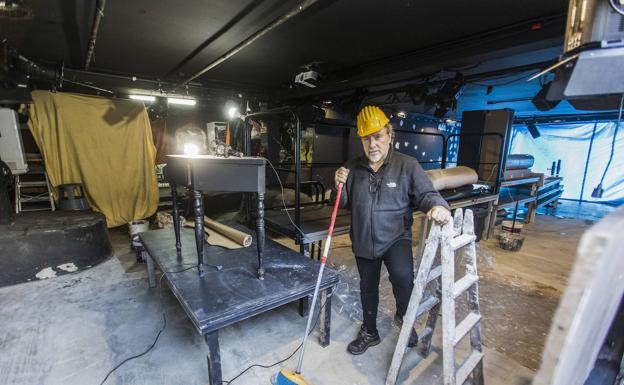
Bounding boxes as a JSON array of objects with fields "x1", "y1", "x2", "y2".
[
  {"x1": 264, "y1": 203, "x2": 351, "y2": 244},
  {"x1": 0, "y1": 211, "x2": 113, "y2": 287},
  {"x1": 139, "y1": 227, "x2": 340, "y2": 384}
]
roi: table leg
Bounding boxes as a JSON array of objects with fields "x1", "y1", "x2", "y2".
[
  {"x1": 170, "y1": 181, "x2": 182, "y2": 259},
  {"x1": 193, "y1": 189, "x2": 206, "y2": 277},
  {"x1": 256, "y1": 193, "x2": 265, "y2": 280},
  {"x1": 317, "y1": 240, "x2": 323, "y2": 261},
  {"x1": 205, "y1": 331, "x2": 222, "y2": 385},
  {"x1": 300, "y1": 242, "x2": 310, "y2": 258},
  {"x1": 483, "y1": 200, "x2": 493, "y2": 241},
  {"x1": 487, "y1": 197, "x2": 499, "y2": 239},
  {"x1": 299, "y1": 296, "x2": 310, "y2": 317},
  {"x1": 319, "y1": 287, "x2": 332, "y2": 347},
  {"x1": 144, "y1": 250, "x2": 156, "y2": 288}
]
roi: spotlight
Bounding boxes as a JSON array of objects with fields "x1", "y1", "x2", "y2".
[
  {"x1": 183, "y1": 142, "x2": 200, "y2": 156},
  {"x1": 397, "y1": 111, "x2": 406, "y2": 119},
  {"x1": 432, "y1": 73, "x2": 465, "y2": 118},
  {"x1": 225, "y1": 99, "x2": 240, "y2": 119},
  {"x1": 526, "y1": 121, "x2": 541, "y2": 139},
  {"x1": 129, "y1": 94, "x2": 155, "y2": 102},
  {"x1": 167, "y1": 97, "x2": 196, "y2": 106},
  {"x1": 407, "y1": 84, "x2": 428, "y2": 105}
]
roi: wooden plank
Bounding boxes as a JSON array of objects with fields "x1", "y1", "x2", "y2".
[
  {"x1": 454, "y1": 312, "x2": 481, "y2": 346},
  {"x1": 453, "y1": 274, "x2": 478, "y2": 299},
  {"x1": 450, "y1": 234, "x2": 476, "y2": 251},
  {"x1": 385, "y1": 224, "x2": 445, "y2": 385},
  {"x1": 456, "y1": 350, "x2": 484, "y2": 385},
  {"x1": 533, "y1": 207, "x2": 624, "y2": 385}
]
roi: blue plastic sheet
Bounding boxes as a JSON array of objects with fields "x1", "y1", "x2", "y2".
[{"x1": 510, "y1": 122, "x2": 623, "y2": 206}]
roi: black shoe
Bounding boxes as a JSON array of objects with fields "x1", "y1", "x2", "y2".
[
  {"x1": 394, "y1": 314, "x2": 419, "y2": 348},
  {"x1": 347, "y1": 325, "x2": 381, "y2": 355}
]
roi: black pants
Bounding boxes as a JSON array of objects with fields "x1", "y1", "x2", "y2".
[{"x1": 355, "y1": 239, "x2": 414, "y2": 333}]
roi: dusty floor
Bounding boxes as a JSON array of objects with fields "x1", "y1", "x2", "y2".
[{"x1": 0, "y1": 201, "x2": 614, "y2": 385}]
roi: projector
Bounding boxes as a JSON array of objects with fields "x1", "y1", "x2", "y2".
[{"x1": 294, "y1": 70, "x2": 320, "y2": 88}]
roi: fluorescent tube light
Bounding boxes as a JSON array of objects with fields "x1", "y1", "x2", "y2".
[
  {"x1": 168, "y1": 97, "x2": 196, "y2": 106},
  {"x1": 129, "y1": 94, "x2": 156, "y2": 102}
]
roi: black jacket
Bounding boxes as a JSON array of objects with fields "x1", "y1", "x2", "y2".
[{"x1": 331, "y1": 149, "x2": 449, "y2": 259}]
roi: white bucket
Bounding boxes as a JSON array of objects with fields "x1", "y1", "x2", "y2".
[{"x1": 129, "y1": 220, "x2": 150, "y2": 237}]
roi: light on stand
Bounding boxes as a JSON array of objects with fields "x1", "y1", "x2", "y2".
[{"x1": 183, "y1": 142, "x2": 200, "y2": 155}]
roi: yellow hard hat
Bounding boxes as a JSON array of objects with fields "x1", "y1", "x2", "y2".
[{"x1": 356, "y1": 105, "x2": 390, "y2": 137}]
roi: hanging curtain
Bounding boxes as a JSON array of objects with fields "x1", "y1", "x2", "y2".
[
  {"x1": 28, "y1": 91, "x2": 159, "y2": 227},
  {"x1": 510, "y1": 122, "x2": 623, "y2": 205}
]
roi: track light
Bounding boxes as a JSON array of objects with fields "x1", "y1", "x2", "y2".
[
  {"x1": 129, "y1": 94, "x2": 156, "y2": 102},
  {"x1": 167, "y1": 97, "x2": 196, "y2": 106}
]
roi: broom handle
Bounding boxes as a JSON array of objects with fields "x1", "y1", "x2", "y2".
[{"x1": 296, "y1": 183, "x2": 343, "y2": 374}]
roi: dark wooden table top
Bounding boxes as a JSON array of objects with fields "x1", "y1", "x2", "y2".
[{"x1": 140, "y1": 226, "x2": 340, "y2": 334}]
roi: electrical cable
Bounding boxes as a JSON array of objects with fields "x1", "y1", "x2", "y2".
[
  {"x1": 98, "y1": 265, "x2": 197, "y2": 385},
  {"x1": 217, "y1": 296, "x2": 330, "y2": 385},
  {"x1": 609, "y1": 0, "x2": 624, "y2": 16},
  {"x1": 598, "y1": 93, "x2": 624, "y2": 186},
  {"x1": 263, "y1": 157, "x2": 307, "y2": 238}
]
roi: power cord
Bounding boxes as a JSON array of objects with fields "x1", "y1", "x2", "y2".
[
  {"x1": 218, "y1": 296, "x2": 330, "y2": 385},
  {"x1": 263, "y1": 157, "x2": 307, "y2": 238},
  {"x1": 98, "y1": 264, "x2": 197, "y2": 385}
]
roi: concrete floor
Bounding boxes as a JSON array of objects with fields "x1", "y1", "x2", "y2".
[{"x1": 0, "y1": 201, "x2": 614, "y2": 385}]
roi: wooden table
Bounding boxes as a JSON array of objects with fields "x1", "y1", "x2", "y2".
[
  {"x1": 165, "y1": 155, "x2": 266, "y2": 278},
  {"x1": 140, "y1": 228, "x2": 340, "y2": 385}
]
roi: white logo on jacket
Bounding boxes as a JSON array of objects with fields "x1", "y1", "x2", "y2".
[{"x1": 386, "y1": 182, "x2": 397, "y2": 188}]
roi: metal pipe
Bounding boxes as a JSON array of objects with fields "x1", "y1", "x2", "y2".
[
  {"x1": 578, "y1": 123, "x2": 597, "y2": 201},
  {"x1": 295, "y1": 116, "x2": 302, "y2": 242},
  {"x1": 164, "y1": 0, "x2": 266, "y2": 79},
  {"x1": 85, "y1": 0, "x2": 106, "y2": 70},
  {"x1": 177, "y1": 0, "x2": 321, "y2": 87}
]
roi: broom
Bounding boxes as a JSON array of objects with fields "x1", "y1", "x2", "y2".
[{"x1": 272, "y1": 183, "x2": 344, "y2": 385}]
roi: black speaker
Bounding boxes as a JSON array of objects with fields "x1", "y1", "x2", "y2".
[{"x1": 532, "y1": 82, "x2": 561, "y2": 111}]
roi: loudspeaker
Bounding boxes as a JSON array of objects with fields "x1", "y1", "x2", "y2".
[
  {"x1": 457, "y1": 109, "x2": 514, "y2": 184},
  {"x1": 532, "y1": 82, "x2": 561, "y2": 111}
]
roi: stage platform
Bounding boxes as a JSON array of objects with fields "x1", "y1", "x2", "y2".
[
  {"x1": 0, "y1": 211, "x2": 113, "y2": 287},
  {"x1": 139, "y1": 226, "x2": 340, "y2": 385}
]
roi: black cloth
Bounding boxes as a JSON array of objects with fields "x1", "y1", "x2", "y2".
[
  {"x1": 356, "y1": 239, "x2": 414, "y2": 333},
  {"x1": 331, "y1": 148, "x2": 449, "y2": 259}
]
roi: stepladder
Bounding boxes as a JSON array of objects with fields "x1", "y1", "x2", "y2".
[{"x1": 386, "y1": 208, "x2": 485, "y2": 385}]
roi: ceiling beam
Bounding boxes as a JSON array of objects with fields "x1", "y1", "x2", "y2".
[{"x1": 175, "y1": 0, "x2": 327, "y2": 88}]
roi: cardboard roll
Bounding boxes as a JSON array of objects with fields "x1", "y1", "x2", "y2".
[
  {"x1": 425, "y1": 166, "x2": 478, "y2": 191},
  {"x1": 185, "y1": 216, "x2": 252, "y2": 249}
]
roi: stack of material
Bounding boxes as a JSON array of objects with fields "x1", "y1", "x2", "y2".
[{"x1": 504, "y1": 154, "x2": 534, "y2": 180}]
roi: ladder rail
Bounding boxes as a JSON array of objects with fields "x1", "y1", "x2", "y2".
[{"x1": 385, "y1": 208, "x2": 485, "y2": 385}]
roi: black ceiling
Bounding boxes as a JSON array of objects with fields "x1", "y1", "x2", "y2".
[{"x1": 2, "y1": 0, "x2": 567, "y2": 93}]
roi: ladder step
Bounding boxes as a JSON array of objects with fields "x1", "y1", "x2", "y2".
[
  {"x1": 18, "y1": 181, "x2": 49, "y2": 187},
  {"x1": 454, "y1": 312, "x2": 481, "y2": 346},
  {"x1": 455, "y1": 350, "x2": 484, "y2": 385},
  {"x1": 19, "y1": 197, "x2": 52, "y2": 202},
  {"x1": 419, "y1": 326, "x2": 434, "y2": 341},
  {"x1": 427, "y1": 265, "x2": 442, "y2": 283},
  {"x1": 450, "y1": 234, "x2": 476, "y2": 251},
  {"x1": 416, "y1": 296, "x2": 439, "y2": 318},
  {"x1": 453, "y1": 274, "x2": 478, "y2": 299}
]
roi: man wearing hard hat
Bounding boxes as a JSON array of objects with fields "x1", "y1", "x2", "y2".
[{"x1": 333, "y1": 105, "x2": 451, "y2": 355}]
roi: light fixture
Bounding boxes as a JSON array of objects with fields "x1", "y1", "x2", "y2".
[
  {"x1": 183, "y1": 142, "x2": 200, "y2": 155},
  {"x1": 397, "y1": 111, "x2": 406, "y2": 119},
  {"x1": 526, "y1": 121, "x2": 541, "y2": 139},
  {"x1": 129, "y1": 94, "x2": 156, "y2": 102},
  {"x1": 225, "y1": 99, "x2": 239, "y2": 119},
  {"x1": 168, "y1": 97, "x2": 196, "y2": 106}
]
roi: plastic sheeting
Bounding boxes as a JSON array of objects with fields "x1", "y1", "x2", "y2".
[{"x1": 510, "y1": 122, "x2": 623, "y2": 205}]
